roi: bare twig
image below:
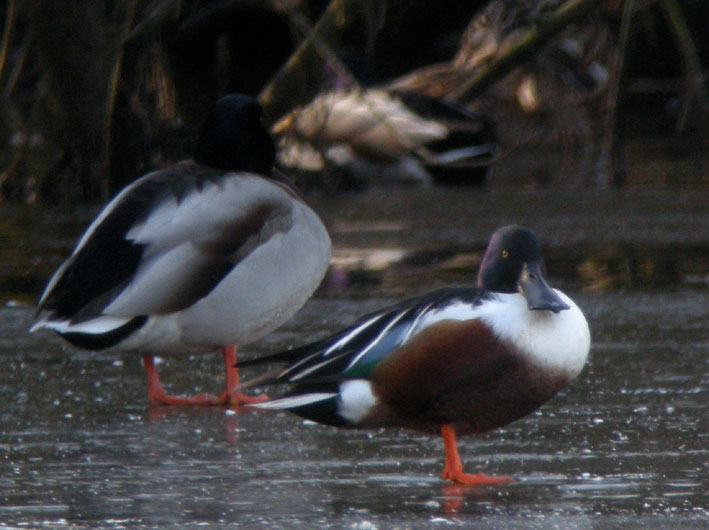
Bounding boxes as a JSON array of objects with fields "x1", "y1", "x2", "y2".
[
  {"x1": 2, "y1": 31, "x2": 28, "y2": 98},
  {"x1": 0, "y1": 0, "x2": 16, "y2": 85},
  {"x1": 278, "y1": 3, "x2": 359, "y2": 90},
  {"x1": 449, "y1": 0, "x2": 603, "y2": 104},
  {"x1": 258, "y1": 0, "x2": 363, "y2": 124},
  {"x1": 600, "y1": 0, "x2": 636, "y2": 187}
]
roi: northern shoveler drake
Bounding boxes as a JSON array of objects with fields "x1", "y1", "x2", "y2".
[
  {"x1": 31, "y1": 94, "x2": 332, "y2": 406},
  {"x1": 272, "y1": 88, "x2": 496, "y2": 187},
  {"x1": 244, "y1": 225, "x2": 590, "y2": 485}
]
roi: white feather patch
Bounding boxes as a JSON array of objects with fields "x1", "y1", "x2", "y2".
[
  {"x1": 337, "y1": 380, "x2": 377, "y2": 423},
  {"x1": 34, "y1": 315, "x2": 132, "y2": 335},
  {"x1": 478, "y1": 291, "x2": 590, "y2": 379},
  {"x1": 414, "y1": 300, "x2": 485, "y2": 332},
  {"x1": 435, "y1": 143, "x2": 496, "y2": 163}
]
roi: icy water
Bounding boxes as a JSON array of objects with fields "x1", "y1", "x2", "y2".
[{"x1": 1, "y1": 189, "x2": 708, "y2": 529}]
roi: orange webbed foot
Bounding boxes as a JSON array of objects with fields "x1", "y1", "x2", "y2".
[
  {"x1": 440, "y1": 424, "x2": 516, "y2": 486},
  {"x1": 441, "y1": 469, "x2": 516, "y2": 486},
  {"x1": 141, "y1": 346, "x2": 271, "y2": 407}
]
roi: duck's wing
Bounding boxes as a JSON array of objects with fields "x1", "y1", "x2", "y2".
[
  {"x1": 274, "y1": 88, "x2": 496, "y2": 187},
  {"x1": 275, "y1": 89, "x2": 449, "y2": 158},
  {"x1": 246, "y1": 287, "x2": 494, "y2": 385},
  {"x1": 34, "y1": 163, "x2": 296, "y2": 327},
  {"x1": 249, "y1": 287, "x2": 510, "y2": 427},
  {"x1": 388, "y1": 89, "x2": 497, "y2": 167}
]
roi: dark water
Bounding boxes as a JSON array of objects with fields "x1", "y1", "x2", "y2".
[{"x1": 1, "y1": 189, "x2": 708, "y2": 528}]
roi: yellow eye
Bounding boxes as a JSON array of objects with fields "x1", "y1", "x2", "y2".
[{"x1": 501, "y1": 250, "x2": 509, "y2": 258}]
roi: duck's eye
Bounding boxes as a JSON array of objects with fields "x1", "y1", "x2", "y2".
[{"x1": 501, "y1": 250, "x2": 509, "y2": 258}]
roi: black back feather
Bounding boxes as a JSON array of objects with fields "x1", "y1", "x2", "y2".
[{"x1": 37, "y1": 164, "x2": 236, "y2": 322}]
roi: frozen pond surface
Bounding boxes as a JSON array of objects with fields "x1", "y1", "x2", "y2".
[{"x1": 1, "y1": 189, "x2": 708, "y2": 528}]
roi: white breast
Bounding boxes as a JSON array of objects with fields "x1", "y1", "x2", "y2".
[{"x1": 480, "y1": 291, "x2": 591, "y2": 380}]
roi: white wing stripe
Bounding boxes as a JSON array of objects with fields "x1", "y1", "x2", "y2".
[
  {"x1": 34, "y1": 315, "x2": 133, "y2": 335},
  {"x1": 400, "y1": 301, "x2": 434, "y2": 344},
  {"x1": 288, "y1": 357, "x2": 342, "y2": 382},
  {"x1": 344, "y1": 308, "x2": 410, "y2": 371},
  {"x1": 251, "y1": 393, "x2": 336, "y2": 410},
  {"x1": 322, "y1": 313, "x2": 386, "y2": 356}
]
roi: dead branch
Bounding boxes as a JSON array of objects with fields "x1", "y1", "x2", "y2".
[
  {"x1": 449, "y1": 0, "x2": 603, "y2": 104},
  {"x1": 0, "y1": 0, "x2": 15, "y2": 84},
  {"x1": 258, "y1": 0, "x2": 363, "y2": 124}
]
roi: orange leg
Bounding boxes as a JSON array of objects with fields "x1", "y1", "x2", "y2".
[
  {"x1": 440, "y1": 424, "x2": 515, "y2": 485},
  {"x1": 214, "y1": 345, "x2": 269, "y2": 406},
  {"x1": 143, "y1": 355, "x2": 213, "y2": 406},
  {"x1": 142, "y1": 346, "x2": 269, "y2": 406}
]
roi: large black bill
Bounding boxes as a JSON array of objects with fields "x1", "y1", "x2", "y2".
[{"x1": 519, "y1": 262, "x2": 569, "y2": 314}]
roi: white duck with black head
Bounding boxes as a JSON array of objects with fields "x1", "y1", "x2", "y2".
[{"x1": 32, "y1": 94, "x2": 332, "y2": 406}]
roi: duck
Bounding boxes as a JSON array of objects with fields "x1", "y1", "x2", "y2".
[
  {"x1": 272, "y1": 88, "x2": 496, "y2": 188},
  {"x1": 242, "y1": 225, "x2": 590, "y2": 484},
  {"x1": 390, "y1": 0, "x2": 612, "y2": 187},
  {"x1": 31, "y1": 94, "x2": 332, "y2": 406}
]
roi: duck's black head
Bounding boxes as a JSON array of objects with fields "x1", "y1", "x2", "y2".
[
  {"x1": 194, "y1": 94, "x2": 275, "y2": 173},
  {"x1": 477, "y1": 225, "x2": 569, "y2": 313}
]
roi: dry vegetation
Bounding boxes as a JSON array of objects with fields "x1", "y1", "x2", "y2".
[{"x1": 0, "y1": 0, "x2": 706, "y2": 202}]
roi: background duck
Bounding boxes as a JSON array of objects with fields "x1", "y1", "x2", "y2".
[
  {"x1": 272, "y1": 87, "x2": 497, "y2": 189},
  {"x1": 391, "y1": 0, "x2": 613, "y2": 187},
  {"x1": 243, "y1": 225, "x2": 590, "y2": 485},
  {"x1": 31, "y1": 94, "x2": 332, "y2": 406},
  {"x1": 272, "y1": 0, "x2": 612, "y2": 191}
]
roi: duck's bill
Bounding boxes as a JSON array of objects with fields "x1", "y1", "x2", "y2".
[{"x1": 519, "y1": 262, "x2": 570, "y2": 313}]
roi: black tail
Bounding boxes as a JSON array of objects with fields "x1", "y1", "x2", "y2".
[{"x1": 235, "y1": 341, "x2": 322, "y2": 368}]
